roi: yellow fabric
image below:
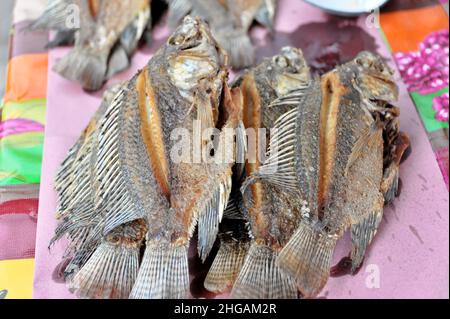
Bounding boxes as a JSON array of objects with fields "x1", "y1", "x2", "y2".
[{"x1": 0, "y1": 259, "x2": 34, "y2": 299}]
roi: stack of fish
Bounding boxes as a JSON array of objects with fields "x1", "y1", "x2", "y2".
[
  {"x1": 225, "y1": 48, "x2": 410, "y2": 298},
  {"x1": 52, "y1": 17, "x2": 409, "y2": 299},
  {"x1": 30, "y1": 0, "x2": 278, "y2": 90},
  {"x1": 166, "y1": 0, "x2": 277, "y2": 68},
  {"x1": 29, "y1": 0, "x2": 153, "y2": 91}
]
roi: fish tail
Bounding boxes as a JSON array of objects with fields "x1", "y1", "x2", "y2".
[
  {"x1": 382, "y1": 163, "x2": 400, "y2": 205},
  {"x1": 204, "y1": 240, "x2": 250, "y2": 294},
  {"x1": 53, "y1": 47, "x2": 108, "y2": 91},
  {"x1": 70, "y1": 241, "x2": 140, "y2": 299},
  {"x1": 26, "y1": 0, "x2": 71, "y2": 31},
  {"x1": 106, "y1": 46, "x2": 130, "y2": 80},
  {"x1": 130, "y1": 242, "x2": 189, "y2": 299},
  {"x1": 350, "y1": 210, "x2": 383, "y2": 272},
  {"x1": 230, "y1": 243, "x2": 298, "y2": 299},
  {"x1": 255, "y1": 0, "x2": 276, "y2": 32},
  {"x1": 46, "y1": 30, "x2": 76, "y2": 49},
  {"x1": 216, "y1": 29, "x2": 255, "y2": 69},
  {"x1": 277, "y1": 222, "x2": 337, "y2": 298}
]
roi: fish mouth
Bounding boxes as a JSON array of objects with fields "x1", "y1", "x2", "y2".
[
  {"x1": 271, "y1": 47, "x2": 311, "y2": 97},
  {"x1": 169, "y1": 16, "x2": 227, "y2": 66},
  {"x1": 167, "y1": 16, "x2": 229, "y2": 100}
]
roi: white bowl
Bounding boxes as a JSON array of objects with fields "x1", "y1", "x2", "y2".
[{"x1": 304, "y1": 0, "x2": 391, "y2": 16}]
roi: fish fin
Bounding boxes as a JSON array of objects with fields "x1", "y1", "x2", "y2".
[
  {"x1": 381, "y1": 163, "x2": 400, "y2": 205},
  {"x1": 216, "y1": 29, "x2": 255, "y2": 69},
  {"x1": 130, "y1": 242, "x2": 189, "y2": 299},
  {"x1": 55, "y1": 86, "x2": 117, "y2": 221},
  {"x1": 46, "y1": 30, "x2": 76, "y2": 48},
  {"x1": 346, "y1": 122, "x2": 381, "y2": 175},
  {"x1": 204, "y1": 240, "x2": 250, "y2": 293},
  {"x1": 255, "y1": 0, "x2": 277, "y2": 32},
  {"x1": 104, "y1": 8, "x2": 152, "y2": 80},
  {"x1": 63, "y1": 241, "x2": 100, "y2": 280},
  {"x1": 382, "y1": 131, "x2": 410, "y2": 204},
  {"x1": 167, "y1": 0, "x2": 192, "y2": 29},
  {"x1": 223, "y1": 191, "x2": 245, "y2": 220},
  {"x1": 90, "y1": 89, "x2": 144, "y2": 238},
  {"x1": 53, "y1": 47, "x2": 108, "y2": 91},
  {"x1": 268, "y1": 86, "x2": 309, "y2": 108},
  {"x1": 26, "y1": 0, "x2": 74, "y2": 31},
  {"x1": 350, "y1": 207, "x2": 383, "y2": 272},
  {"x1": 235, "y1": 120, "x2": 248, "y2": 180},
  {"x1": 244, "y1": 107, "x2": 299, "y2": 191},
  {"x1": 229, "y1": 86, "x2": 247, "y2": 179},
  {"x1": 194, "y1": 81, "x2": 216, "y2": 131},
  {"x1": 143, "y1": 8, "x2": 153, "y2": 46},
  {"x1": 70, "y1": 241, "x2": 140, "y2": 299},
  {"x1": 106, "y1": 45, "x2": 130, "y2": 80},
  {"x1": 197, "y1": 175, "x2": 232, "y2": 262},
  {"x1": 230, "y1": 243, "x2": 298, "y2": 299},
  {"x1": 277, "y1": 222, "x2": 337, "y2": 298},
  {"x1": 119, "y1": 6, "x2": 151, "y2": 56},
  {"x1": 55, "y1": 129, "x2": 95, "y2": 218}
]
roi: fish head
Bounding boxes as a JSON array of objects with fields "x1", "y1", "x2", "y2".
[
  {"x1": 167, "y1": 16, "x2": 229, "y2": 103},
  {"x1": 266, "y1": 47, "x2": 311, "y2": 97},
  {"x1": 353, "y1": 51, "x2": 399, "y2": 103}
]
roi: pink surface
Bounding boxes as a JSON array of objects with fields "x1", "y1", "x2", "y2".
[
  {"x1": 33, "y1": 1, "x2": 449, "y2": 299},
  {"x1": 0, "y1": 214, "x2": 37, "y2": 260}
]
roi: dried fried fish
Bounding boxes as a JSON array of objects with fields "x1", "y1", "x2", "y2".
[
  {"x1": 53, "y1": 17, "x2": 244, "y2": 299},
  {"x1": 30, "y1": 0, "x2": 152, "y2": 91},
  {"x1": 166, "y1": 0, "x2": 278, "y2": 68},
  {"x1": 276, "y1": 51, "x2": 409, "y2": 298},
  {"x1": 227, "y1": 47, "x2": 312, "y2": 299}
]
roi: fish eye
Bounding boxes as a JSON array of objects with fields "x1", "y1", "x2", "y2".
[
  {"x1": 169, "y1": 34, "x2": 185, "y2": 46},
  {"x1": 273, "y1": 55, "x2": 289, "y2": 68}
]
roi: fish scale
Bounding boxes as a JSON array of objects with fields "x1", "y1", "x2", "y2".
[{"x1": 52, "y1": 17, "x2": 243, "y2": 299}]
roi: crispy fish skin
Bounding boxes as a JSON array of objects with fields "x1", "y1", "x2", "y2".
[
  {"x1": 277, "y1": 52, "x2": 409, "y2": 298},
  {"x1": 228, "y1": 47, "x2": 312, "y2": 299},
  {"x1": 33, "y1": 0, "x2": 152, "y2": 91},
  {"x1": 53, "y1": 17, "x2": 242, "y2": 299},
  {"x1": 167, "y1": 0, "x2": 278, "y2": 68}
]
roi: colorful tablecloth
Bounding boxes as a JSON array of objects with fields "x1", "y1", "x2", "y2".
[
  {"x1": 381, "y1": 0, "x2": 449, "y2": 188},
  {"x1": 0, "y1": 0, "x2": 448, "y2": 299},
  {"x1": 0, "y1": 0, "x2": 48, "y2": 299}
]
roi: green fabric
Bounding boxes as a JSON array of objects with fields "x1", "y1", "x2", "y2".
[
  {"x1": 0, "y1": 132, "x2": 44, "y2": 186},
  {"x1": 411, "y1": 87, "x2": 449, "y2": 133}
]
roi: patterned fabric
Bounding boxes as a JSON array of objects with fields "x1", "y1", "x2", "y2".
[
  {"x1": 0, "y1": 0, "x2": 48, "y2": 299},
  {"x1": 380, "y1": 1, "x2": 449, "y2": 188}
]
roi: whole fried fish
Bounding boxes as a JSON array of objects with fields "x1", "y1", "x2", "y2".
[
  {"x1": 30, "y1": 0, "x2": 152, "y2": 91},
  {"x1": 226, "y1": 47, "x2": 312, "y2": 299},
  {"x1": 274, "y1": 52, "x2": 410, "y2": 298},
  {"x1": 53, "y1": 16, "x2": 245, "y2": 299},
  {"x1": 166, "y1": 0, "x2": 278, "y2": 68}
]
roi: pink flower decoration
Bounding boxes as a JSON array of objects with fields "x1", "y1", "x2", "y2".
[
  {"x1": 433, "y1": 92, "x2": 449, "y2": 123},
  {"x1": 395, "y1": 29, "x2": 449, "y2": 95}
]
